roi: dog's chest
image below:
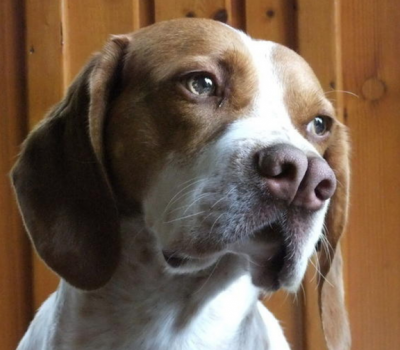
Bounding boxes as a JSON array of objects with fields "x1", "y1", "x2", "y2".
[{"x1": 43, "y1": 273, "x2": 264, "y2": 350}]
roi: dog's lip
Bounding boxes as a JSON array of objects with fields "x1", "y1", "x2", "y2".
[
  {"x1": 162, "y1": 250, "x2": 189, "y2": 268},
  {"x1": 162, "y1": 220, "x2": 305, "y2": 288},
  {"x1": 232, "y1": 222, "x2": 300, "y2": 291},
  {"x1": 162, "y1": 250, "x2": 213, "y2": 268}
]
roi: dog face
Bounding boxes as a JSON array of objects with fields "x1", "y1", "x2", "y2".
[
  {"x1": 12, "y1": 18, "x2": 350, "y2": 347},
  {"x1": 105, "y1": 20, "x2": 339, "y2": 291}
]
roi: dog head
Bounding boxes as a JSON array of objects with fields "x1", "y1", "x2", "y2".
[{"x1": 11, "y1": 19, "x2": 350, "y2": 349}]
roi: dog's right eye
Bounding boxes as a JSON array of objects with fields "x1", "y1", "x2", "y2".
[{"x1": 185, "y1": 74, "x2": 216, "y2": 96}]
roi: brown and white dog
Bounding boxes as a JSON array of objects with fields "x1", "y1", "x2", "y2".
[{"x1": 12, "y1": 19, "x2": 350, "y2": 350}]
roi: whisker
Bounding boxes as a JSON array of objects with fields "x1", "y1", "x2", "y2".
[
  {"x1": 164, "y1": 211, "x2": 205, "y2": 224},
  {"x1": 177, "y1": 176, "x2": 205, "y2": 188},
  {"x1": 209, "y1": 213, "x2": 225, "y2": 235},
  {"x1": 210, "y1": 188, "x2": 234, "y2": 209},
  {"x1": 324, "y1": 90, "x2": 360, "y2": 98},
  {"x1": 162, "y1": 178, "x2": 205, "y2": 215},
  {"x1": 183, "y1": 193, "x2": 213, "y2": 215}
]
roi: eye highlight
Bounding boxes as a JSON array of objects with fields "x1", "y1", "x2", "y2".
[
  {"x1": 185, "y1": 74, "x2": 216, "y2": 97},
  {"x1": 307, "y1": 116, "x2": 332, "y2": 137}
]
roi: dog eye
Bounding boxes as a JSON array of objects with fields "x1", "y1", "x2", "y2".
[
  {"x1": 307, "y1": 116, "x2": 332, "y2": 136},
  {"x1": 185, "y1": 74, "x2": 216, "y2": 96}
]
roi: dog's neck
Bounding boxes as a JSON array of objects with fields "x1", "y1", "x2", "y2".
[{"x1": 46, "y1": 218, "x2": 273, "y2": 350}]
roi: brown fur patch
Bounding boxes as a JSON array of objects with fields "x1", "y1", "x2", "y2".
[
  {"x1": 272, "y1": 44, "x2": 336, "y2": 155},
  {"x1": 105, "y1": 19, "x2": 258, "y2": 209}
]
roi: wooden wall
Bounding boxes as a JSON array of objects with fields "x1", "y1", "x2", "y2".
[{"x1": 1, "y1": 0, "x2": 399, "y2": 349}]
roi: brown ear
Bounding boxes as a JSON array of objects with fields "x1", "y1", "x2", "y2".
[
  {"x1": 319, "y1": 122, "x2": 351, "y2": 349},
  {"x1": 11, "y1": 36, "x2": 130, "y2": 290}
]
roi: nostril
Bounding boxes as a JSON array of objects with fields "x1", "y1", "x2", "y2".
[
  {"x1": 274, "y1": 162, "x2": 297, "y2": 180},
  {"x1": 315, "y1": 178, "x2": 335, "y2": 201},
  {"x1": 254, "y1": 144, "x2": 308, "y2": 202},
  {"x1": 293, "y1": 157, "x2": 337, "y2": 211}
]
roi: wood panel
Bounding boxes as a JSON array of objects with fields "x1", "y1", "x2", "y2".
[
  {"x1": 0, "y1": 0, "x2": 32, "y2": 349},
  {"x1": 246, "y1": 0, "x2": 296, "y2": 47},
  {"x1": 297, "y1": 0, "x2": 341, "y2": 101},
  {"x1": 133, "y1": 0, "x2": 155, "y2": 31},
  {"x1": 25, "y1": 0, "x2": 64, "y2": 129},
  {"x1": 155, "y1": 0, "x2": 234, "y2": 25},
  {"x1": 61, "y1": 0, "x2": 137, "y2": 84},
  {"x1": 342, "y1": 0, "x2": 400, "y2": 349}
]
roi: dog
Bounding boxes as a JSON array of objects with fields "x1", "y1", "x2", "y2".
[{"x1": 12, "y1": 18, "x2": 350, "y2": 350}]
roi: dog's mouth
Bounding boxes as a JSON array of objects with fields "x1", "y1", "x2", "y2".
[
  {"x1": 162, "y1": 219, "x2": 312, "y2": 291},
  {"x1": 162, "y1": 250, "x2": 220, "y2": 272},
  {"x1": 227, "y1": 222, "x2": 298, "y2": 291}
]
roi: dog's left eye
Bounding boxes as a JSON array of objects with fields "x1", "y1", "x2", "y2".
[
  {"x1": 307, "y1": 116, "x2": 332, "y2": 136},
  {"x1": 185, "y1": 74, "x2": 216, "y2": 96}
]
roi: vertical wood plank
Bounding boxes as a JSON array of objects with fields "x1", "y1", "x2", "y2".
[
  {"x1": 341, "y1": 0, "x2": 400, "y2": 349},
  {"x1": 154, "y1": 0, "x2": 232, "y2": 25},
  {"x1": 246, "y1": 0, "x2": 296, "y2": 47},
  {"x1": 297, "y1": 0, "x2": 341, "y2": 105},
  {"x1": 62, "y1": 0, "x2": 136, "y2": 84},
  {"x1": 226, "y1": 0, "x2": 246, "y2": 30},
  {"x1": 0, "y1": 0, "x2": 32, "y2": 348},
  {"x1": 25, "y1": 0, "x2": 64, "y2": 311},
  {"x1": 133, "y1": 0, "x2": 155, "y2": 31},
  {"x1": 25, "y1": 0, "x2": 64, "y2": 129}
]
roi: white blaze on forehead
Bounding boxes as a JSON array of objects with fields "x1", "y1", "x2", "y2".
[
  {"x1": 208, "y1": 32, "x2": 320, "y2": 157},
  {"x1": 227, "y1": 29, "x2": 290, "y2": 123},
  {"x1": 246, "y1": 40, "x2": 289, "y2": 122}
]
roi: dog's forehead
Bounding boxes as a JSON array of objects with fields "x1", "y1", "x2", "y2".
[
  {"x1": 123, "y1": 19, "x2": 247, "y2": 76},
  {"x1": 123, "y1": 19, "x2": 328, "y2": 114}
]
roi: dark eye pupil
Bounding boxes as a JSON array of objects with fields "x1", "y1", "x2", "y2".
[
  {"x1": 192, "y1": 76, "x2": 214, "y2": 94},
  {"x1": 314, "y1": 117, "x2": 326, "y2": 135}
]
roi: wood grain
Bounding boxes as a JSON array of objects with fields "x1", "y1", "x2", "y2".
[
  {"x1": 0, "y1": 0, "x2": 32, "y2": 349},
  {"x1": 297, "y1": 0, "x2": 340, "y2": 98},
  {"x1": 25, "y1": 0, "x2": 64, "y2": 129},
  {"x1": 133, "y1": 0, "x2": 155, "y2": 31},
  {"x1": 62, "y1": 0, "x2": 136, "y2": 84},
  {"x1": 342, "y1": 0, "x2": 400, "y2": 348},
  {"x1": 155, "y1": 0, "x2": 232, "y2": 24},
  {"x1": 246, "y1": 0, "x2": 296, "y2": 47}
]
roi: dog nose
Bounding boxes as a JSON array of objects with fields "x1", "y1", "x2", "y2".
[{"x1": 255, "y1": 144, "x2": 336, "y2": 211}]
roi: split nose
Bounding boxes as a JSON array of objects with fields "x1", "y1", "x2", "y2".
[{"x1": 255, "y1": 144, "x2": 337, "y2": 211}]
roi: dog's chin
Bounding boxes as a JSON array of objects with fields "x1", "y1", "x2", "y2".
[
  {"x1": 161, "y1": 221, "x2": 316, "y2": 291},
  {"x1": 246, "y1": 246, "x2": 307, "y2": 293},
  {"x1": 223, "y1": 223, "x2": 305, "y2": 292}
]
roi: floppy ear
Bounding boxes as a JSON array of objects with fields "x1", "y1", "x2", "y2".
[
  {"x1": 11, "y1": 35, "x2": 130, "y2": 290},
  {"x1": 319, "y1": 122, "x2": 351, "y2": 349}
]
